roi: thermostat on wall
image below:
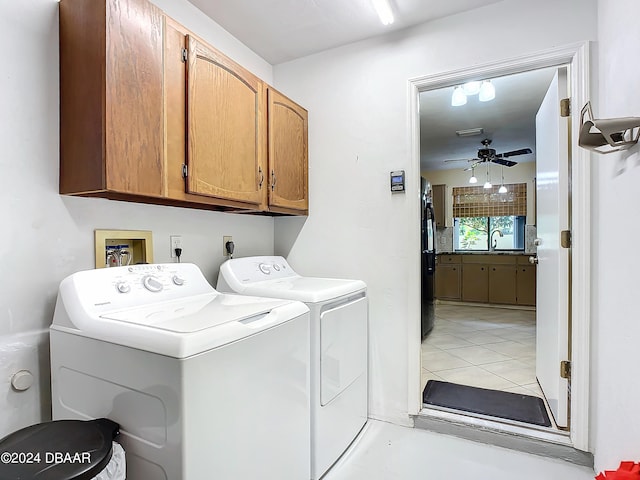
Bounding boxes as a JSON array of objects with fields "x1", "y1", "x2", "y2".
[{"x1": 390, "y1": 170, "x2": 405, "y2": 193}]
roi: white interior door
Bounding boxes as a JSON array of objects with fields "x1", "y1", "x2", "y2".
[{"x1": 535, "y1": 68, "x2": 570, "y2": 428}]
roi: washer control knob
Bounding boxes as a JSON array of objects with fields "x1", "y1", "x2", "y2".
[
  {"x1": 172, "y1": 275, "x2": 185, "y2": 286},
  {"x1": 273, "y1": 264, "x2": 280, "y2": 271},
  {"x1": 116, "y1": 282, "x2": 131, "y2": 293},
  {"x1": 259, "y1": 263, "x2": 271, "y2": 274},
  {"x1": 143, "y1": 275, "x2": 163, "y2": 292}
]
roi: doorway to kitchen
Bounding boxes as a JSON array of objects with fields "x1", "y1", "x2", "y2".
[{"x1": 407, "y1": 42, "x2": 591, "y2": 452}]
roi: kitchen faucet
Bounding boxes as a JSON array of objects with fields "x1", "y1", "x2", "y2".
[{"x1": 490, "y1": 229, "x2": 504, "y2": 251}]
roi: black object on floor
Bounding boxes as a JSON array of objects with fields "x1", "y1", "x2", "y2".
[{"x1": 423, "y1": 380, "x2": 552, "y2": 427}]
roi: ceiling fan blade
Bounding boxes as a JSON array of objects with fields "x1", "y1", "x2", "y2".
[
  {"x1": 463, "y1": 160, "x2": 483, "y2": 171},
  {"x1": 499, "y1": 148, "x2": 533, "y2": 158},
  {"x1": 491, "y1": 158, "x2": 518, "y2": 167}
]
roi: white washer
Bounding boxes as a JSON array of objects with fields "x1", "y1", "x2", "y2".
[
  {"x1": 50, "y1": 263, "x2": 310, "y2": 480},
  {"x1": 217, "y1": 256, "x2": 368, "y2": 479}
]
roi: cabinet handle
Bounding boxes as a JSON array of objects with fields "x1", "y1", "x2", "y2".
[
  {"x1": 271, "y1": 170, "x2": 276, "y2": 191},
  {"x1": 258, "y1": 167, "x2": 264, "y2": 188}
]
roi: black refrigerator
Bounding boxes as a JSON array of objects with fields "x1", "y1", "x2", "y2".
[{"x1": 421, "y1": 178, "x2": 436, "y2": 340}]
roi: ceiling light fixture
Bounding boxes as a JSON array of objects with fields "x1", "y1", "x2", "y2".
[
  {"x1": 483, "y1": 162, "x2": 492, "y2": 189},
  {"x1": 371, "y1": 0, "x2": 394, "y2": 25},
  {"x1": 456, "y1": 127, "x2": 484, "y2": 137},
  {"x1": 452, "y1": 80, "x2": 495, "y2": 106},
  {"x1": 469, "y1": 166, "x2": 478, "y2": 184},
  {"x1": 479, "y1": 80, "x2": 496, "y2": 102},
  {"x1": 451, "y1": 86, "x2": 467, "y2": 107},
  {"x1": 462, "y1": 81, "x2": 481, "y2": 96}
]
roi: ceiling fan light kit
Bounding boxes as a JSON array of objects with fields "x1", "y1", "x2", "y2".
[
  {"x1": 445, "y1": 138, "x2": 533, "y2": 172},
  {"x1": 483, "y1": 162, "x2": 492, "y2": 189},
  {"x1": 469, "y1": 166, "x2": 478, "y2": 184}
]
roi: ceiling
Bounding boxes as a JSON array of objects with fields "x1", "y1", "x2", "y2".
[
  {"x1": 185, "y1": 0, "x2": 558, "y2": 175},
  {"x1": 420, "y1": 67, "x2": 558, "y2": 172},
  {"x1": 187, "y1": 0, "x2": 503, "y2": 65}
]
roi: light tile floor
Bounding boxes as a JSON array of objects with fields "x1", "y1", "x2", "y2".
[
  {"x1": 422, "y1": 303, "x2": 547, "y2": 410},
  {"x1": 323, "y1": 420, "x2": 594, "y2": 480}
]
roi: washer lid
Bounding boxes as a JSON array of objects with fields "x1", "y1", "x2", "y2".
[
  {"x1": 232, "y1": 277, "x2": 367, "y2": 304},
  {"x1": 52, "y1": 293, "x2": 309, "y2": 358}
]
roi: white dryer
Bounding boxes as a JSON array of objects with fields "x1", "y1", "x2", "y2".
[
  {"x1": 217, "y1": 256, "x2": 368, "y2": 479},
  {"x1": 50, "y1": 263, "x2": 310, "y2": 480}
]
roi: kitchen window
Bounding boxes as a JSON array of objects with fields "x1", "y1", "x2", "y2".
[{"x1": 454, "y1": 215, "x2": 526, "y2": 251}]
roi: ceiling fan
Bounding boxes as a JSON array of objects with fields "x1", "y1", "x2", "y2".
[{"x1": 445, "y1": 139, "x2": 532, "y2": 169}]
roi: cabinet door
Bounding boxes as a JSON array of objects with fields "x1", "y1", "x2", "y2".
[
  {"x1": 60, "y1": 0, "x2": 164, "y2": 196},
  {"x1": 105, "y1": 0, "x2": 164, "y2": 196},
  {"x1": 186, "y1": 36, "x2": 267, "y2": 206},
  {"x1": 267, "y1": 88, "x2": 308, "y2": 212},
  {"x1": 435, "y1": 265, "x2": 461, "y2": 300},
  {"x1": 462, "y1": 264, "x2": 488, "y2": 303},
  {"x1": 516, "y1": 265, "x2": 537, "y2": 306},
  {"x1": 489, "y1": 265, "x2": 517, "y2": 305},
  {"x1": 432, "y1": 184, "x2": 446, "y2": 227}
]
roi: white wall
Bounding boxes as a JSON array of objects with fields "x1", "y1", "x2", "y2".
[
  {"x1": 0, "y1": 0, "x2": 274, "y2": 438},
  {"x1": 591, "y1": 0, "x2": 640, "y2": 471},
  {"x1": 423, "y1": 162, "x2": 537, "y2": 225},
  {"x1": 273, "y1": 0, "x2": 597, "y2": 426}
]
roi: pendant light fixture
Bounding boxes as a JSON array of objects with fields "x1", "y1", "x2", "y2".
[
  {"x1": 498, "y1": 165, "x2": 508, "y2": 193},
  {"x1": 468, "y1": 166, "x2": 478, "y2": 184},
  {"x1": 483, "y1": 162, "x2": 492, "y2": 189}
]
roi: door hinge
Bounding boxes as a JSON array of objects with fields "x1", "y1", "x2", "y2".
[
  {"x1": 560, "y1": 360, "x2": 571, "y2": 379},
  {"x1": 182, "y1": 164, "x2": 188, "y2": 178},
  {"x1": 561, "y1": 230, "x2": 571, "y2": 248},
  {"x1": 181, "y1": 48, "x2": 188, "y2": 63},
  {"x1": 560, "y1": 98, "x2": 571, "y2": 117}
]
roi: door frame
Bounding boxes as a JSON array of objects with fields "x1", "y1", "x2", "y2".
[{"x1": 407, "y1": 42, "x2": 591, "y2": 451}]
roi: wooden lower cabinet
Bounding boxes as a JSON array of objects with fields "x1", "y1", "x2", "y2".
[
  {"x1": 489, "y1": 265, "x2": 518, "y2": 305},
  {"x1": 516, "y1": 265, "x2": 537, "y2": 306},
  {"x1": 436, "y1": 254, "x2": 535, "y2": 306},
  {"x1": 461, "y1": 264, "x2": 488, "y2": 303},
  {"x1": 435, "y1": 264, "x2": 461, "y2": 301}
]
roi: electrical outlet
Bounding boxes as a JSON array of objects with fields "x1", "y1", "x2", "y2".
[
  {"x1": 223, "y1": 236, "x2": 233, "y2": 256},
  {"x1": 170, "y1": 235, "x2": 182, "y2": 258}
]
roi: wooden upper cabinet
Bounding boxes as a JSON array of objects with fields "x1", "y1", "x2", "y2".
[
  {"x1": 267, "y1": 88, "x2": 309, "y2": 213},
  {"x1": 59, "y1": 0, "x2": 164, "y2": 197},
  {"x1": 185, "y1": 36, "x2": 267, "y2": 207}
]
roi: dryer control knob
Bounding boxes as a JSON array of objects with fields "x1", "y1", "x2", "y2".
[
  {"x1": 259, "y1": 263, "x2": 271, "y2": 274},
  {"x1": 273, "y1": 264, "x2": 280, "y2": 271},
  {"x1": 116, "y1": 282, "x2": 131, "y2": 293},
  {"x1": 172, "y1": 275, "x2": 185, "y2": 286},
  {"x1": 143, "y1": 275, "x2": 163, "y2": 292}
]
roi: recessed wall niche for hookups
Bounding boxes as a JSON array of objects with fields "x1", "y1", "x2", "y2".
[
  {"x1": 94, "y1": 229, "x2": 153, "y2": 268},
  {"x1": 578, "y1": 102, "x2": 640, "y2": 154}
]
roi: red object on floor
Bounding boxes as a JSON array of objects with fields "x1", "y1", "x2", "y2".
[{"x1": 596, "y1": 462, "x2": 640, "y2": 480}]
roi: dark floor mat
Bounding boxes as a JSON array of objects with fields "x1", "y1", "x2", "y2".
[{"x1": 423, "y1": 380, "x2": 552, "y2": 427}]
